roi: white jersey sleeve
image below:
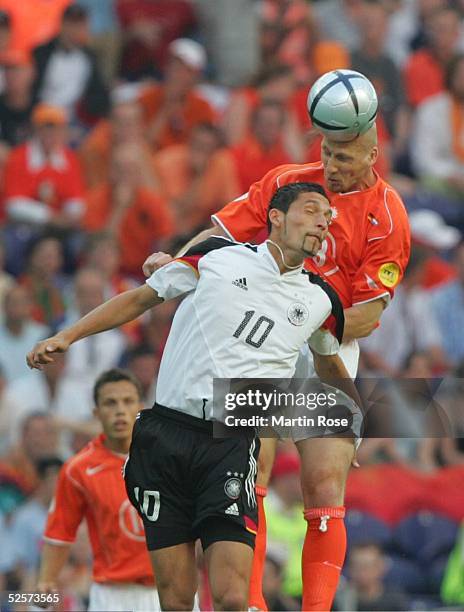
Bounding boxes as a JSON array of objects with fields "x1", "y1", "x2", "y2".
[
  {"x1": 308, "y1": 328, "x2": 340, "y2": 355},
  {"x1": 146, "y1": 260, "x2": 198, "y2": 300}
]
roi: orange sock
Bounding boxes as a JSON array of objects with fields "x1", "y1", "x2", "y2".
[
  {"x1": 248, "y1": 486, "x2": 268, "y2": 611},
  {"x1": 301, "y1": 506, "x2": 346, "y2": 612}
]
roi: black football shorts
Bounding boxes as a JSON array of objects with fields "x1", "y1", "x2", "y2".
[{"x1": 124, "y1": 404, "x2": 260, "y2": 551}]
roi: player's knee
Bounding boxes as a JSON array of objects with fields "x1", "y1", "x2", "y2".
[
  {"x1": 214, "y1": 588, "x2": 248, "y2": 611},
  {"x1": 158, "y1": 583, "x2": 195, "y2": 611},
  {"x1": 302, "y1": 467, "x2": 346, "y2": 506}
]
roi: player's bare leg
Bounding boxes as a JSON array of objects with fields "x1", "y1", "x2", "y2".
[
  {"x1": 150, "y1": 542, "x2": 198, "y2": 611},
  {"x1": 248, "y1": 436, "x2": 277, "y2": 610},
  {"x1": 296, "y1": 437, "x2": 355, "y2": 611},
  {"x1": 205, "y1": 540, "x2": 254, "y2": 611}
]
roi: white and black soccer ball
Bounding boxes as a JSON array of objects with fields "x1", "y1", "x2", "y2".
[{"x1": 307, "y1": 69, "x2": 378, "y2": 142}]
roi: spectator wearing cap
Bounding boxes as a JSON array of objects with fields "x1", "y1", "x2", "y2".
[
  {"x1": 412, "y1": 53, "x2": 464, "y2": 197},
  {"x1": 139, "y1": 38, "x2": 216, "y2": 150},
  {"x1": 152, "y1": 122, "x2": 240, "y2": 237},
  {"x1": 116, "y1": 0, "x2": 196, "y2": 82},
  {"x1": 0, "y1": 0, "x2": 70, "y2": 53},
  {"x1": 265, "y1": 452, "x2": 305, "y2": 602},
  {"x1": 409, "y1": 210, "x2": 461, "y2": 290},
  {"x1": 84, "y1": 143, "x2": 173, "y2": 277},
  {"x1": 32, "y1": 3, "x2": 109, "y2": 123},
  {"x1": 0, "y1": 49, "x2": 35, "y2": 148},
  {"x1": 79, "y1": 97, "x2": 156, "y2": 189},
  {"x1": 2, "y1": 103, "x2": 85, "y2": 228},
  {"x1": 431, "y1": 242, "x2": 464, "y2": 364}
]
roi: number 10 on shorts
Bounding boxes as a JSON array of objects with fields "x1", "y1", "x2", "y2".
[{"x1": 134, "y1": 487, "x2": 160, "y2": 522}]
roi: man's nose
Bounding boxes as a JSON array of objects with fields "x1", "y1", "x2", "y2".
[
  {"x1": 326, "y1": 158, "x2": 338, "y2": 174},
  {"x1": 316, "y1": 215, "x2": 328, "y2": 230}
]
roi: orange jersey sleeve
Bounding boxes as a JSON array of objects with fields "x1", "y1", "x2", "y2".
[
  {"x1": 351, "y1": 189, "x2": 410, "y2": 306},
  {"x1": 212, "y1": 163, "x2": 296, "y2": 241},
  {"x1": 44, "y1": 462, "x2": 86, "y2": 544}
]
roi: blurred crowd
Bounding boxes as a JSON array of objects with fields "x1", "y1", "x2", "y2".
[{"x1": 1, "y1": 0, "x2": 464, "y2": 610}]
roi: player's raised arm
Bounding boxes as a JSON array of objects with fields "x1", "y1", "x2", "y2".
[{"x1": 27, "y1": 284, "x2": 163, "y2": 369}]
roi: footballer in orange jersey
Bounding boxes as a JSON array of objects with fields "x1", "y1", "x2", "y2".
[
  {"x1": 142, "y1": 123, "x2": 411, "y2": 612},
  {"x1": 37, "y1": 369, "x2": 161, "y2": 611}
]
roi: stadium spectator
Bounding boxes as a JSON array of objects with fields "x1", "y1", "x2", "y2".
[
  {"x1": 350, "y1": 2, "x2": 409, "y2": 157},
  {"x1": 346, "y1": 542, "x2": 410, "y2": 611},
  {"x1": 0, "y1": 412, "x2": 59, "y2": 494},
  {"x1": 8, "y1": 457, "x2": 63, "y2": 573},
  {"x1": 0, "y1": 284, "x2": 48, "y2": 382},
  {"x1": 403, "y1": 6, "x2": 462, "y2": 107},
  {"x1": 223, "y1": 64, "x2": 297, "y2": 147},
  {"x1": 192, "y1": 0, "x2": 260, "y2": 87},
  {"x1": 260, "y1": 0, "x2": 315, "y2": 83},
  {"x1": 0, "y1": 364, "x2": 16, "y2": 454},
  {"x1": 32, "y1": 4, "x2": 109, "y2": 122},
  {"x1": 0, "y1": 234, "x2": 13, "y2": 306},
  {"x1": 312, "y1": 0, "x2": 365, "y2": 51},
  {"x1": 84, "y1": 143, "x2": 173, "y2": 276},
  {"x1": 37, "y1": 369, "x2": 159, "y2": 611},
  {"x1": 62, "y1": 268, "x2": 126, "y2": 385},
  {"x1": 153, "y1": 123, "x2": 239, "y2": 237},
  {"x1": 116, "y1": 0, "x2": 196, "y2": 82},
  {"x1": 361, "y1": 247, "x2": 447, "y2": 376},
  {"x1": 262, "y1": 553, "x2": 300, "y2": 612},
  {"x1": 77, "y1": 0, "x2": 120, "y2": 85},
  {"x1": 139, "y1": 38, "x2": 215, "y2": 150},
  {"x1": 265, "y1": 452, "x2": 305, "y2": 603},
  {"x1": 126, "y1": 344, "x2": 158, "y2": 407},
  {"x1": 409, "y1": 209, "x2": 461, "y2": 290},
  {"x1": 0, "y1": 0, "x2": 70, "y2": 54},
  {"x1": 0, "y1": 50, "x2": 35, "y2": 148},
  {"x1": 79, "y1": 98, "x2": 156, "y2": 189},
  {"x1": 2, "y1": 104, "x2": 85, "y2": 229},
  {"x1": 18, "y1": 234, "x2": 67, "y2": 331},
  {"x1": 431, "y1": 242, "x2": 464, "y2": 365},
  {"x1": 230, "y1": 101, "x2": 295, "y2": 193},
  {"x1": 411, "y1": 53, "x2": 464, "y2": 197}
]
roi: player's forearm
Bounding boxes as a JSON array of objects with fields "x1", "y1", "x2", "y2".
[
  {"x1": 38, "y1": 542, "x2": 71, "y2": 586},
  {"x1": 175, "y1": 225, "x2": 226, "y2": 256},
  {"x1": 60, "y1": 286, "x2": 161, "y2": 345},
  {"x1": 343, "y1": 299, "x2": 386, "y2": 341},
  {"x1": 313, "y1": 353, "x2": 362, "y2": 409}
]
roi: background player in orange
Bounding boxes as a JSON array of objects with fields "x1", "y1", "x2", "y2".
[
  {"x1": 36, "y1": 368, "x2": 160, "y2": 611},
  {"x1": 143, "y1": 122, "x2": 411, "y2": 611}
]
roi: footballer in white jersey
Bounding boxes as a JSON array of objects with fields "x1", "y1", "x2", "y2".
[{"x1": 27, "y1": 182, "x2": 359, "y2": 612}]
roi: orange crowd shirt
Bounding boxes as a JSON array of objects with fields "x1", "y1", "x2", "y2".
[
  {"x1": 403, "y1": 49, "x2": 445, "y2": 108},
  {"x1": 0, "y1": 0, "x2": 71, "y2": 52},
  {"x1": 84, "y1": 185, "x2": 174, "y2": 276},
  {"x1": 139, "y1": 85, "x2": 216, "y2": 150},
  {"x1": 44, "y1": 434, "x2": 154, "y2": 585},
  {"x1": 2, "y1": 143, "x2": 85, "y2": 214},
  {"x1": 212, "y1": 162, "x2": 411, "y2": 309}
]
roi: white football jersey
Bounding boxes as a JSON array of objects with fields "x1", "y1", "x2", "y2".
[{"x1": 146, "y1": 237, "x2": 344, "y2": 419}]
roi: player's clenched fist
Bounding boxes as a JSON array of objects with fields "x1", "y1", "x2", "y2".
[
  {"x1": 26, "y1": 333, "x2": 70, "y2": 370},
  {"x1": 142, "y1": 251, "x2": 173, "y2": 277}
]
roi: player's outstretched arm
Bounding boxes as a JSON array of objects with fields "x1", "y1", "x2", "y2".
[
  {"x1": 36, "y1": 542, "x2": 71, "y2": 608},
  {"x1": 342, "y1": 298, "x2": 386, "y2": 342},
  {"x1": 27, "y1": 285, "x2": 162, "y2": 369}
]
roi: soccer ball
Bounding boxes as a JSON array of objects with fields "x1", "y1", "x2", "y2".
[{"x1": 307, "y1": 69, "x2": 378, "y2": 142}]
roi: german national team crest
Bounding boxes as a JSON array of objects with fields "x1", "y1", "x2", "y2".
[
  {"x1": 224, "y1": 477, "x2": 242, "y2": 499},
  {"x1": 287, "y1": 302, "x2": 309, "y2": 326}
]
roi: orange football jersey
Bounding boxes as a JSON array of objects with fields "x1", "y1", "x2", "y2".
[
  {"x1": 44, "y1": 435, "x2": 154, "y2": 585},
  {"x1": 212, "y1": 162, "x2": 410, "y2": 308}
]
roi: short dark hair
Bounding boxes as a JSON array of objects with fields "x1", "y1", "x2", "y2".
[
  {"x1": 93, "y1": 368, "x2": 143, "y2": 405},
  {"x1": 267, "y1": 182, "x2": 329, "y2": 232},
  {"x1": 36, "y1": 456, "x2": 63, "y2": 479}
]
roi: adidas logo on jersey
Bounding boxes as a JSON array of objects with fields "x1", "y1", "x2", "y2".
[
  {"x1": 225, "y1": 503, "x2": 240, "y2": 516},
  {"x1": 232, "y1": 277, "x2": 248, "y2": 290}
]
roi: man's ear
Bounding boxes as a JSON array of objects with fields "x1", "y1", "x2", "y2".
[
  {"x1": 369, "y1": 145, "x2": 379, "y2": 166},
  {"x1": 268, "y1": 208, "x2": 282, "y2": 228}
]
